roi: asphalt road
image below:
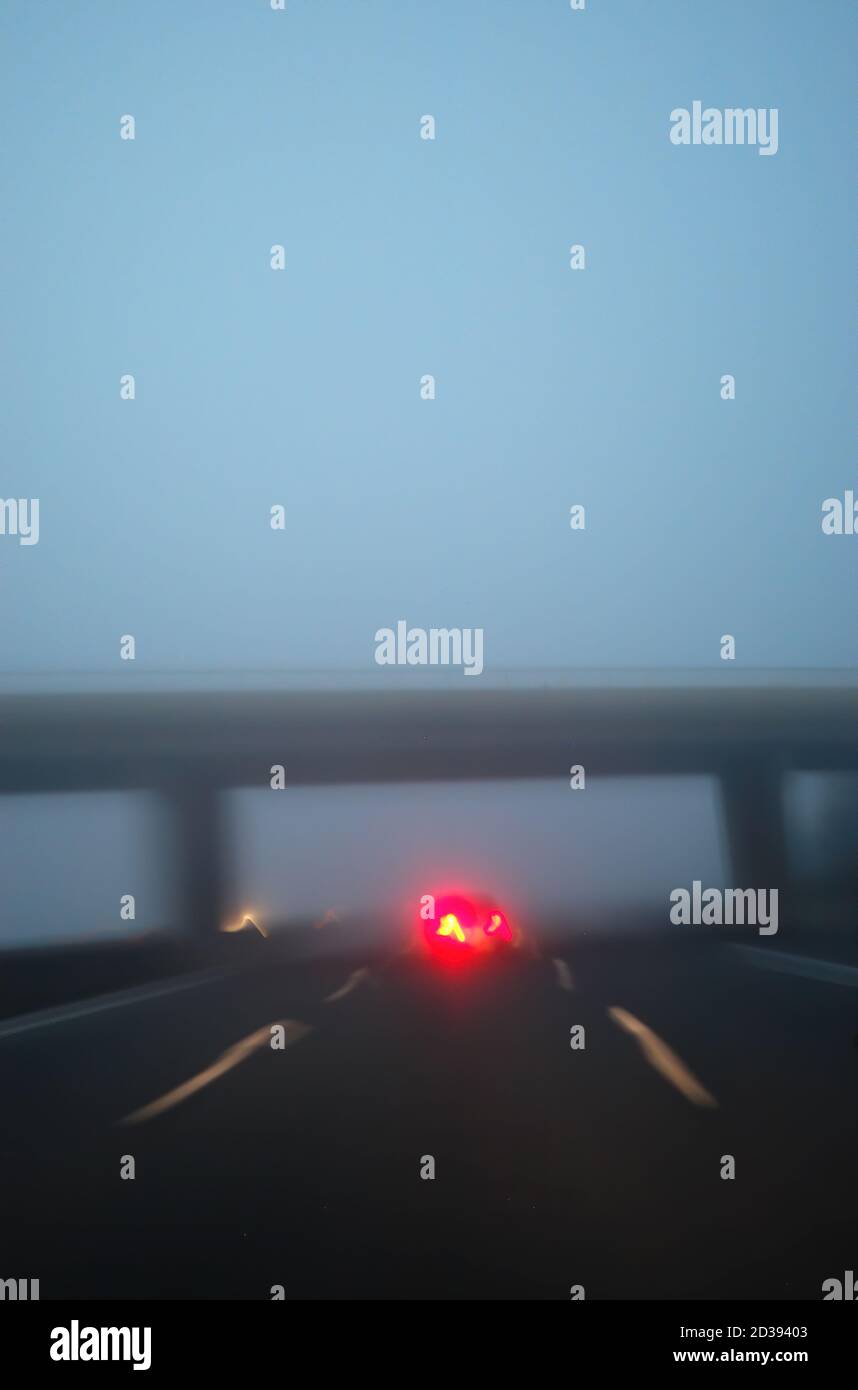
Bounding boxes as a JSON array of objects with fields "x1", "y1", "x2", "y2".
[{"x1": 1, "y1": 933, "x2": 857, "y2": 1300}]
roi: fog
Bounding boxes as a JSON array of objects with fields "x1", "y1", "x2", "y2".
[{"x1": 1, "y1": 1, "x2": 855, "y2": 949}]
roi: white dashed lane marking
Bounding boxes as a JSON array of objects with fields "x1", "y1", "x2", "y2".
[{"x1": 608, "y1": 1005, "x2": 718, "y2": 1109}]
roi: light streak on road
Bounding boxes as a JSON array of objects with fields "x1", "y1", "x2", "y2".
[
  {"x1": 552, "y1": 957, "x2": 574, "y2": 991},
  {"x1": 325, "y1": 967, "x2": 372, "y2": 1003},
  {"x1": 120, "y1": 1019, "x2": 312, "y2": 1125},
  {"x1": 608, "y1": 1005, "x2": 717, "y2": 1109}
]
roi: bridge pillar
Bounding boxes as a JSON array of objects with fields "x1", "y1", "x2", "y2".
[
  {"x1": 720, "y1": 760, "x2": 789, "y2": 896},
  {"x1": 165, "y1": 781, "x2": 229, "y2": 936}
]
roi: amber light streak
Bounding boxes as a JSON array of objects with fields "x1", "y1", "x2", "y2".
[
  {"x1": 608, "y1": 1006, "x2": 718, "y2": 1109},
  {"x1": 436, "y1": 913, "x2": 467, "y2": 942},
  {"x1": 119, "y1": 1020, "x2": 312, "y2": 1125},
  {"x1": 325, "y1": 967, "x2": 372, "y2": 1003},
  {"x1": 221, "y1": 912, "x2": 268, "y2": 938}
]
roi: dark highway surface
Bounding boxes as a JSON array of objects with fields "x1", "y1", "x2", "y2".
[{"x1": 1, "y1": 934, "x2": 857, "y2": 1300}]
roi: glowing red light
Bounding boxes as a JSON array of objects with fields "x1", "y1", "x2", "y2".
[
  {"x1": 484, "y1": 909, "x2": 513, "y2": 942},
  {"x1": 421, "y1": 892, "x2": 516, "y2": 961}
]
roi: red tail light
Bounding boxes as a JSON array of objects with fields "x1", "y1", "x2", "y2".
[
  {"x1": 426, "y1": 894, "x2": 477, "y2": 950},
  {"x1": 422, "y1": 894, "x2": 514, "y2": 957},
  {"x1": 485, "y1": 909, "x2": 513, "y2": 942}
]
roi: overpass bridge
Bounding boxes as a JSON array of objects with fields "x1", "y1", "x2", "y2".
[{"x1": 1, "y1": 683, "x2": 856, "y2": 936}]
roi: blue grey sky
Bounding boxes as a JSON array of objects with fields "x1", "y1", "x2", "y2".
[{"x1": 1, "y1": 0, "x2": 855, "y2": 684}]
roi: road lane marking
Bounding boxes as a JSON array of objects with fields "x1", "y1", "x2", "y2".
[
  {"x1": 552, "y1": 958, "x2": 574, "y2": 991},
  {"x1": 0, "y1": 968, "x2": 231, "y2": 1042},
  {"x1": 325, "y1": 967, "x2": 371, "y2": 1003},
  {"x1": 608, "y1": 1005, "x2": 718, "y2": 1109},
  {"x1": 119, "y1": 1019, "x2": 313, "y2": 1125},
  {"x1": 731, "y1": 945, "x2": 858, "y2": 988}
]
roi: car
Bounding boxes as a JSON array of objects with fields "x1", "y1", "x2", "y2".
[{"x1": 420, "y1": 891, "x2": 519, "y2": 960}]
